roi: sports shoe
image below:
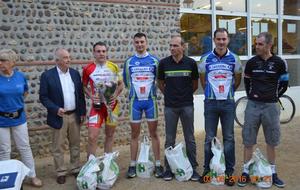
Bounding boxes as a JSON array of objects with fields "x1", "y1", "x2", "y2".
[
  {"x1": 225, "y1": 172, "x2": 235, "y2": 186},
  {"x1": 237, "y1": 172, "x2": 250, "y2": 187},
  {"x1": 272, "y1": 173, "x2": 285, "y2": 188},
  {"x1": 163, "y1": 170, "x2": 173, "y2": 181},
  {"x1": 199, "y1": 169, "x2": 210, "y2": 183},
  {"x1": 190, "y1": 170, "x2": 201, "y2": 181},
  {"x1": 127, "y1": 166, "x2": 136, "y2": 178},
  {"x1": 154, "y1": 166, "x2": 164, "y2": 178}
]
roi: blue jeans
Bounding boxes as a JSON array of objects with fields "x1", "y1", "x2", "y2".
[
  {"x1": 164, "y1": 105, "x2": 198, "y2": 171},
  {"x1": 203, "y1": 99, "x2": 235, "y2": 174}
]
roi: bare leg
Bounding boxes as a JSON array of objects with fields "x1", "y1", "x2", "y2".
[
  {"x1": 87, "y1": 127, "x2": 100, "y2": 157},
  {"x1": 130, "y1": 123, "x2": 141, "y2": 161},
  {"x1": 266, "y1": 144, "x2": 275, "y2": 164},
  {"x1": 244, "y1": 145, "x2": 253, "y2": 163},
  {"x1": 147, "y1": 120, "x2": 160, "y2": 161},
  {"x1": 104, "y1": 125, "x2": 116, "y2": 153}
]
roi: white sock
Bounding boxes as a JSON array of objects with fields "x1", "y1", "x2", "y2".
[
  {"x1": 155, "y1": 160, "x2": 161, "y2": 166},
  {"x1": 243, "y1": 164, "x2": 249, "y2": 174},
  {"x1": 130, "y1": 160, "x2": 136, "y2": 167},
  {"x1": 271, "y1": 165, "x2": 276, "y2": 174}
]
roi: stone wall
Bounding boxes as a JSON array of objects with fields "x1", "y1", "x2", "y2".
[
  {"x1": 0, "y1": 0, "x2": 179, "y2": 61},
  {"x1": 0, "y1": 0, "x2": 180, "y2": 158}
]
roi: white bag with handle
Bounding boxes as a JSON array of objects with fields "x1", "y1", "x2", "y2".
[
  {"x1": 251, "y1": 148, "x2": 272, "y2": 189},
  {"x1": 209, "y1": 137, "x2": 226, "y2": 185},
  {"x1": 77, "y1": 154, "x2": 100, "y2": 190},
  {"x1": 0, "y1": 159, "x2": 30, "y2": 190},
  {"x1": 97, "y1": 151, "x2": 119, "y2": 190},
  {"x1": 136, "y1": 135, "x2": 154, "y2": 178},
  {"x1": 165, "y1": 142, "x2": 193, "y2": 181}
]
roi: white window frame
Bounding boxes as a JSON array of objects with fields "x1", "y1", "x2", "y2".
[{"x1": 180, "y1": 0, "x2": 300, "y2": 60}]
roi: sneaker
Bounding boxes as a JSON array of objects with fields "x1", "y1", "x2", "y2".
[
  {"x1": 191, "y1": 170, "x2": 201, "y2": 181},
  {"x1": 272, "y1": 173, "x2": 285, "y2": 188},
  {"x1": 199, "y1": 169, "x2": 210, "y2": 183},
  {"x1": 127, "y1": 166, "x2": 136, "y2": 178},
  {"x1": 163, "y1": 170, "x2": 173, "y2": 181},
  {"x1": 225, "y1": 172, "x2": 235, "y2": 186},
  {"x1": 154, "y1": 166, "x2": 164, "y2": 178},
  {"x1": 237, "y1": 172, "x2": 250, "y2": 187}
]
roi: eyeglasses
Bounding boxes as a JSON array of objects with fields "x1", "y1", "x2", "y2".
[{"x1": 0, "y1": 59, "x2": 9, "y2": 62}]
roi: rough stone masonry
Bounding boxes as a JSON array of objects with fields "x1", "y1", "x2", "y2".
[{"x1": 0, "y1": 0, "x2": 180, "y2": 157}]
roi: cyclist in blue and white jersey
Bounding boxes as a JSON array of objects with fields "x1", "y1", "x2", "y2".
[
  {"x1": 123, "y1": 32, "x2": 163, "y2": 178},
  {"x1": 198, "y1": 28, "x2": 242, "y2": 186}
]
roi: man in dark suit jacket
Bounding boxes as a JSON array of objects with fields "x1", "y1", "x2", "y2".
[{"x1": 39, "y1": 48, "x2": 86, "y2": 184}]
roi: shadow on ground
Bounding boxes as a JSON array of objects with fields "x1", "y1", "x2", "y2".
[{"x1": 24, "y1": 117, "x2": 300, "y2": 190}]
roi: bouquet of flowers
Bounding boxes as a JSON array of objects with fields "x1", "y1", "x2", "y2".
[{"x1": 94, "y1": 81, "x2": 118, "y2": 123}]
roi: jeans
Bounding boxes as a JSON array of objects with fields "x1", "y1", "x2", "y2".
[
  {"x1": 0, "y1": 122, "x2": 37, "y2": 177},
  {"x1": 164, "y1": 105, "x2": 198, "y2": 171},
  {"x1": 203, "y1": 99, "x2": 235, "y2": 174}
]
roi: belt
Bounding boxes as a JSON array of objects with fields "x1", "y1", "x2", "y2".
[
  {"x1": 0, "y1": 108, "x2": 23, "y2": 119},
  {"x1": 64, "y1": 110, "x2": 75, "y2": 115}
]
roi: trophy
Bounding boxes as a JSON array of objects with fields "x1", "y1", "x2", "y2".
[{"x1": 93, "y1": 80, "x2": 118, "y2": 123}]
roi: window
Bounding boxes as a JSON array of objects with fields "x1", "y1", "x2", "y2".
[
  {"x1": 216, "y1": 15, "x2": 247, "y2": 55},
  {"x1": 215, "y1": 0, "x2": 246, "y2": 12},
  {"x1": 282, "y1": 20, "x2": 300, "y2": 54},
  {"x1": 286, "y1": 60, "x2": 300, "y2": 86},
  {"x1": 251, "y1": 18, "x2": 278, "y2": 54},
  {"x1": 180, "y1": 13, "x2": 212, "y2": 56},
  {"x1": 251, "y1": 0, "x2": 277, "y2": 14},
  {"x1": 180, "y1": 0, "x2": 300, "y2": 59},
  {"x1": 283, "y1": 0, "x2": 300, "y2": 16},
  {"x1": 180, "y1": 0, "x2": 211, "y2": 10}
]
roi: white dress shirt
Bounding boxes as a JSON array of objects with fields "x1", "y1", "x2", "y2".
[{"x1": 56, "y1": 67, "x2": 76, "y2": 111}]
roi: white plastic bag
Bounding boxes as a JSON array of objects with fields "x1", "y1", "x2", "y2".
[
  {"x1": 251, "y1": 148, "x2": 272, "y2": 188},
  {"x1": 0, "y1": 159, "x2": 30, "y2": 190},
  {"x1": 165, "y1": 142, "x2": 193, "y2": 181},
  {"x1": 136, "y1": 136, "x2": 154, "y2": 178},
  {"x1": 97, "y1": 151, "x2": 119, "y2": 190},
  {"x1": 209, "y1": 137, "x2": 226, "y2": 185},
  {"x1": 77, "y1": 155, "x2": 100, "y2": 190}
]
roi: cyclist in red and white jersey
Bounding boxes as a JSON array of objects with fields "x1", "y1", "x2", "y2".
[{"x1": 82, "y1": 42, "x2": 123, "y2": 156}]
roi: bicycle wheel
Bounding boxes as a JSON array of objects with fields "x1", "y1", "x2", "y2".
[
  {"x1": 235, "y1": 96, "x2": 248, "y2": 127},
  {"x1": 279, "y1": 95, "x2": 296, "y2": 124}
]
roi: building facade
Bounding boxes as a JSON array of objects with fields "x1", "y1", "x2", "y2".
[
  {"x1": 182, "y1": 0, "x2": 300, "y2": 129},
  {"x1": 0, "y1": 0, "x2": 180, "y2": 157},
  {"x1": 1, "y1": 0, "x2": 299, "y2": 157}
]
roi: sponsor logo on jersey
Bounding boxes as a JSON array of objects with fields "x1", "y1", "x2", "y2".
[
  {"x1": 131, "y1": 66, "x2": 154, "y2": 72},
  {"x1": 208, "y1": 64, "x2": 233, "y2": 71}
]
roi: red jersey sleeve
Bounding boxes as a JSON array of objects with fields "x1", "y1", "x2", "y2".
[{"x1": 82, "y1": 62, "x2": 95, "y2": 86}]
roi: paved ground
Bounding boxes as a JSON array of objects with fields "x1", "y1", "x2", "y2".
[{"x1": 24, "y1": 117, "x2": 300, "y2": 190}]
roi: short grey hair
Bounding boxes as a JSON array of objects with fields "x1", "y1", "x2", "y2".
[
  {"x1": 54, "y1": 48, "x2": 67, "y2": 61},
  {"x1": 0, "y1": 49, "x2": 19, "y2": 62},
  {"x1": 257, "y1": 32, "x2": 273, "y2": 45}
]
